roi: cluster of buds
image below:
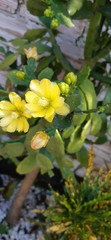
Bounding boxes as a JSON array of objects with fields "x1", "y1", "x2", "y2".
[
  {"x1": 64, "y1": 72, "x2": 77, "y2": 85},
  {"x1": 44, "y1": 6, "x2": 59, "y2": 29},
  {"x1": 50, "y1": 18, "x2": 59, "y2": 29},
  {"x1": 58, "y1": 82, "x2": 70, "y2": 96},
  {"x1": 44, "y1": 6, "x2": 53, "y2": 18},
  {"x1": 16, "y1": 71, "x2": 25, "y2": 81},
  {"x1": 58, "y1": 72, "x2": 77, "y2": 96}
]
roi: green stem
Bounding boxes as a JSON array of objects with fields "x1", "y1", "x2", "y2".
[
  {"x1": 84, "y1": 0, "x2": 106, "y2": 64},
  {"x1": 89, "y1": 41, "x2": 111, "y2": 68},
  {"x1": 49, "y1": 29, "x2": 76, "y2": 73},
  {"x1": 91, "y1": 71, "x2": 111, "y2": 84}
]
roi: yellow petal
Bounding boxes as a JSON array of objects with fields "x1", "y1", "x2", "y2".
[
  {"x1": 9, "y1": 92, "x2": 22, "y2": 109},
  {"x1": 30, "y1": 80, "x2": 42, "y2": 96},
  {"x1": 56, "y1": 103, "x2": 70, "y2": 116},
  {"x1": 45, "y1": 112, "x2": 55, "y2": 122},
  {"x1": 31, "y1": 107, "x2": 47, "y2": 118},
  {"x1": 6, "y1": 119, "x2": 18, "y2": 132},
  {"x1": 25, "y1": 91, "x2": 39, "y2": 104},
  {"x1": 0, "y1": 115, "x2": 12, "y2": 127},
  {"x1": 51, "y1": 96, "x2": 64, "y2": 109},
  {"x1": 22, "y1": 118, "x2": 29, "y2": 132},
  {"x1": 0, "y1": 101, "x2": 15, "y2": 111},
  {"x1": 17, "y1": 118, "x2": 24, "y2": 132}
]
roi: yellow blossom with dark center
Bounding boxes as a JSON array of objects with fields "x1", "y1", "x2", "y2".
[
  {"x1": 0, "y1": 92, "x2": 31, "y2": 132},
  {"x1": 25, "y1": 78, "x2": 70, "y2": 122}
]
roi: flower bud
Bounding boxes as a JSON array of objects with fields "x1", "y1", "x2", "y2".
[
  {"x1": 16, "y1": 71, "x2": 25, "y2": 81},
  {"x1": 44, "y1": 7, "x2": 53, "y2": 17},
  {"x1": 51, "y1": 18, "x2": 59, "y2": 29},
  {"x1": 24, "y1": 47, "x2": 39, "y2": 60},
  {"x1": 64, "y1": 72, "x2": 77, "y2": 85},
  {"x1": 58, "y1": 82, "x2": 70, "y2": 96},
  {"x1": 31, "y1": 131, "x2": 50, "y2": 150}
]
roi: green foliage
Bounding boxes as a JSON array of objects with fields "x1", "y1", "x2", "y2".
[
  {"x1": 0, "y1": 0, "x2": 111, "y2": 189},
  {"x1": 27, "y1": 0, "x2": 47, "y2": 16},
  {"x1": 68, "y1": 0, "x2": 84, "y2": 16},
  {"x1": 35, "y1": 168, "x2": 111, "y2": 239},
  {"x1": 0, "y1": 53, "x2": 18, "y2": 70}
]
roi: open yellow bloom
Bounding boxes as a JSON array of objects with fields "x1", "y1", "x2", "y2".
[
  {"x1": 25, "y1": 78, "x2": 70, "y2": 122},
  {"x1": 24, "y1": 47, "x2": 39, "y2": 60},
  {"x1": 0, "y1": 92, "x2": 31, "y2": 133}
]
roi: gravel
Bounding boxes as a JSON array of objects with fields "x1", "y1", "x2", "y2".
[{"x1": 0, "y1": 174, "x2": 48, "y2": 240}]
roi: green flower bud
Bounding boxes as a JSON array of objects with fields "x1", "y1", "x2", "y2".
[
  {"x1": 58, "y1": 82, "x2": 70, "y2": 96},
  {"x1": 44, "y1": 7, "x2": 53, "y2": 18},
  {"x1": 51, "y1": 18, "x2": 59, "y2": 29},
  {"x1": 64, "y1": 72, "x2": 77, "y2": 85},
  {"x1": 99, "y1": 106, "x2": 105, "y2": 112},
  {"x1": 16, "y1": 71, "x2": 25, "y2": 81}
]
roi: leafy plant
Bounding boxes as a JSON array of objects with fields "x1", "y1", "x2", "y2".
[
  {"x1": 0, "y1": 0, "x2": 111, "y2": 228},
  {"x1": 34, "y1": 147, "x2": 111, "y2": 240}
]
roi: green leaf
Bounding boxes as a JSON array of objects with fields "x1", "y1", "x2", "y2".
[
  {"x1": 17, "y1": 153, "x2": 37, "y2": 174},
  {"x1": 0, "y1": 46, "x2": 6, "y2": 54},
  {"x1": 37, "y1": 55, "x2": 55, "y2": 73},
  {"x1": 81, "y1": 119, "x2": 91, "y2": 140},
  {"x1": 90, "y1": 113, "x2": 102, "y2": 136},
  {"x1": 0, "y1": 53, "x2": 18, "y2": 70},
  {"x1": 73, "y1": 89, "x2": 87, "y2": 126},
  {"x1": 67, "y1": 126, "x2": 84, "y2": 153},
  {"x1": 66, "y1": 89, "x2": 81, "y2": 112},
  {"x1": 72, "y1": 1, "x2": 93, "y2": 19},
  {"x1": 24, "y1": 28, "x2": 47, "y2": 42},
  {"x1": 27, "y1": 0, "x2": 47, "y2": 16},
  {"x1": 79, "y1": 79, "x2": 97, "y2": 109},
  {"x1": 62, "y1": 126, "x2": 74, "y2": 139},
  {"x1": 36, "y1": 153, "x2": 53, "y2": 174},
  {"x1": 7, "y1": 71, "x2": 29, "y2": 86},
  {"x1": 38, "y1": 67, "x2": 54, "y2": 80},
  {"x1": 107, "y1": 122, "x2": 111, "y2": 137},
  {"x1": 68, "y1": 0, "x2": 84, "y2": 16},
  {"x1": 4, "y1": 142, "x2": 24, "y2": 158},
  {"x1": 77, "y1": 67, "x2": 91, "y2": 85},
  {"x1": 0, "y1": 89, "x2": 8, "y2": 100},
  {"x1": 76, "y1": 146, "x2": 88, "y2": 168},
  {"x1": 97, "y1": 113, "x2": 107, "y2": 136},
  {"x1": 103, "y1": 87, "x2": 111, "y2": 113},
  {"x1": 47, "y1": 130, "x2": 64, "y2": 159},
  {"x1": 3, "y1": 181, "x2": 17, "y2": 200},
  {"x1": 54, "y1": 115, "x2": 72, "y2": 130},
  {"x1": 51, "y1": 1, "x2": 74, "y2": 27}
]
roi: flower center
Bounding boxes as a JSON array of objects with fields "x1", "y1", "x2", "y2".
[
  {"x1": 38, "y1": 97, "x2": 49, "y2": 107},
  {"x1": 11, "y1": 111, "x2": 19, "y2": 119}
]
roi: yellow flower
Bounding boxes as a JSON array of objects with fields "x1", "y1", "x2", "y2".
[
  {"x1": 0, "y1": 92, "x2": 31, "y2": 133},
  {"x1": 24, "y1": 47, "x2": 39, "y2": 60},
  {"x1": 25, "y1": 78, "x2": 70, "y2": 122},
  {"x1": 31, "y1": 131, "x2": 50, "y2": 150}
]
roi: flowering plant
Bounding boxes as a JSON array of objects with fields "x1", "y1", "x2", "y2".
[{"x1": 0, "y1": 0, "x2": 111, "y2": 227}]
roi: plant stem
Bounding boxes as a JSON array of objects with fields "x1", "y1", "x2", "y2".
[
  {"x1": 6, "y1": 168, "x2": 40, "y2": 226},
  {"x1": 49, "y1": 29, "x2": 76, "y2": 73},
  {"x1": 84, "y1": 0, "x2": 106, "y2": 66}
]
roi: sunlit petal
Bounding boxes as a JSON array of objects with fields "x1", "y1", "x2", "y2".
[
  {"x1": 0, "y1": 115, "x2": 12, "y2": 127},
  {"x1": 56, "y1": 103, "x2": 70, "y2": 116},
  {"x1": 30, "y1": 80, "x2": 42, "y2": 96},
  {"x1": 6, "y1": 119, "x2": 18, "y2": 132}
]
